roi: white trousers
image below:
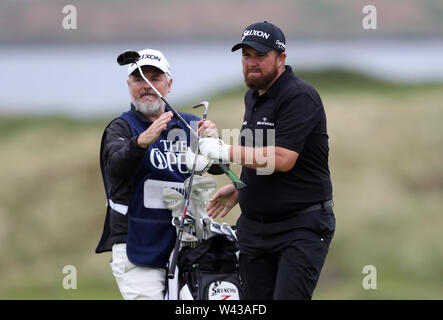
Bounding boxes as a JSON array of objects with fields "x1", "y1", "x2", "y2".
[{"x1": 110, "y1": 243, "x2": 166, "y2": 300}]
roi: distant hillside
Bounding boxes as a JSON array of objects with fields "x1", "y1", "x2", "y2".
[{"x1": 1, "y1": 0, "x2": 442, "y2": 44}]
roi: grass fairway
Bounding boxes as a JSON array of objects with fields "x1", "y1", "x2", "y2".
[{"x1": 0, "y1": 70, "x2": 442, "y2": 299}]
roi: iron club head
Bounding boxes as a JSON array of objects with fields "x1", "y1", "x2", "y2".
[{"x1": 193, "y1": 101, "x2": 209, "y2": 121}]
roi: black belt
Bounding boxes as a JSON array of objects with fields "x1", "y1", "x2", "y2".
[
  {"x1": 296, "y1": 199, "x2": 333, "y2": 215},
  {"x1": 245, "y1": 200, "x2": 334, "y2": 223}
]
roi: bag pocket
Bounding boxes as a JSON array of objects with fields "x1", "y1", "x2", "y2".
[{"x1": 189, "y1": 270, "x2": 244, "y2": 300}]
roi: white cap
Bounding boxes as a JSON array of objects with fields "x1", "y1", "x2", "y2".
[{"x1": 127, "y1": 48, "x2": 172, "y2": 77}]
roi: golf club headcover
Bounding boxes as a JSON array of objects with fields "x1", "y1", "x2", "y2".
[
  {"x1": 162, "y1": 188, "x2": 185, "y2": 218},
  {"x1": 184, "y1": 175, "x2": 217, "y2": 240},
  {"x1": 198, "y1": 138, "x2": 231, "y2": 163}
]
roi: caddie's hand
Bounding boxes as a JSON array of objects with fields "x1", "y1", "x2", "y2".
[
  {"x1": 198, "y1": 120, "x2": 218, "y2": 138},
  {"x1": 207, "y1": 184, "x2": 238, "y2": 218},
  {"x1": 137, "y1": 111, "x2": 173, "y2": 148},
  {"x1": 198, "y1": 137, "x2": 231, "y2": 162}
]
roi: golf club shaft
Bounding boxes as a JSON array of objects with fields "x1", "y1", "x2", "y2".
[
  {"x1": 135, "y1": 63, "x2": 196, "y2": 135},
  {"x1": 167, "y1": 114, "x2": 202, "y2": 279},
  {"x1": 167, "y1": 206, "x2": 187, "y2": 279},
  {"x1": 218, "y1": 164, "x2": 247, "y2": 191}
]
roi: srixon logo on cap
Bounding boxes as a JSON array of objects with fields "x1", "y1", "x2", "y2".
[
  {"x1": 241, "y1": 29, "x2": 270, "y2": 41},
  {"x1": 140, "y1": 53, "x2": 161, "y2": 62}
]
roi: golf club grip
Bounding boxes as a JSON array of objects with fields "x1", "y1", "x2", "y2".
[
  {"x1": 168, "y1": 227, "x2": 183, "y2": 279},
  {"x1": 218, "y1": 163, "x2": 247, "y2": 191}
]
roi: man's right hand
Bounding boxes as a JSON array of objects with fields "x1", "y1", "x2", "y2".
[
  {"x1": 137, "y1": 111, "x2": 173, "y2": 148},
  {"x1": 198, "y1": 119, "x2": 218, "y2": 138}
]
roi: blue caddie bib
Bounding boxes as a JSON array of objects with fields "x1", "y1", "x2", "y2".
[{"x1": 120, "y1": 108, "x2": 199, "y2": 267}]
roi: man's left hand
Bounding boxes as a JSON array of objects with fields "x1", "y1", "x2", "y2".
[{"x1": 198, "y1": 138, "x2": 231, "y2": 162}]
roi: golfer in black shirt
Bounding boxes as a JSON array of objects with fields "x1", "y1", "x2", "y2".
[{"x1": 198, "y1": 21, "x2": 335, "y2": 300}]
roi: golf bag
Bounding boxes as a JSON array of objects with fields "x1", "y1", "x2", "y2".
[
  {"x1": 163, "y1": 175, "x2": 244, "y2": 300},
  {"x1": 178, "y1": 235, "x2": 243, "y2": 300}
]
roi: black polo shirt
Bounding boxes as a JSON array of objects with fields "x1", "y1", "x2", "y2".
[{"x1": 238, "y1": 66, "x2": 332, "y2": 221}]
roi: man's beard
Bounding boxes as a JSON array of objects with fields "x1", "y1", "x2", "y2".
[
  {"x1": 244, "y1": 67, "x2": 278, "y2": 90},
  {"x1": 132, "y1": 95, "x2": 165, "y2": 116}
]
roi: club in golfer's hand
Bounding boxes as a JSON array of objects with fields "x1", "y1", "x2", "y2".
[{"x1": 198, "y1": 138, "x2": 231, "y2": 163}]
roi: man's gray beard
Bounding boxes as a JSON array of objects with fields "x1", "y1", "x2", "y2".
[{"x1": 132, "y1": 97, "x2": 165, "y2": 116}]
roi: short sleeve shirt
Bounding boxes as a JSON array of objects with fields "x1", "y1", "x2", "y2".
[{"x1": 238, "y1": 66, "x2": 332, "y2": 221}]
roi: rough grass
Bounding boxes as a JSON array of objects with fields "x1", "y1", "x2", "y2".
[{"x1": 0, "y1": 70, "x2": 442, "y2": 299}]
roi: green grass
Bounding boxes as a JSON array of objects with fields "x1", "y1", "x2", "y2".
[
  {"x1": 1, "y1": 69, "x2": 442, "y2": 299},
  {"x1": 296, "y1": 68, "x2": 443, "y2": 93},
  {"x1": 1, "y1": 278, "x2": 121, "y2": 300}
]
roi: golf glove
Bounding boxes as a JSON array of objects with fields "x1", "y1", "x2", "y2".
[
  {"x1": 185, "y1": 146, "x2": 213, "y2": 174},
  {"x1": 198, "y1": 138, "x2": 231, "y2": 163}
]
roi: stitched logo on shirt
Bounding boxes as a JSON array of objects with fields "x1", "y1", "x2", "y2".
[{"x1": 256, "y1": 120, "x2": 274, "y2": 127}]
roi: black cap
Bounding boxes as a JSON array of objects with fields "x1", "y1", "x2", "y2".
[{"x1": 231, "y1": 21, "x2": 286, "y2": 53}]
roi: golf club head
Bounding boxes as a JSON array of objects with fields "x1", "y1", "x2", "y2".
[
  {"x1": 117, "y1": 50, "x2": 140, "y2": 66},
  {"x1": 185, "y1": 212, "x2": 196, "y2": 221},
  {"x1": 221, "y1": 223, "x2": 238, "y2": 241},
  {"x1": 210, "y1": 221, "x2": 221, "y2": 234},
  {"x1": 171, "y1": 216, "x2": 194, "y2": 227},
  {"x1": 193, "y1": 101, "x2": 209, "y2": 120}
]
